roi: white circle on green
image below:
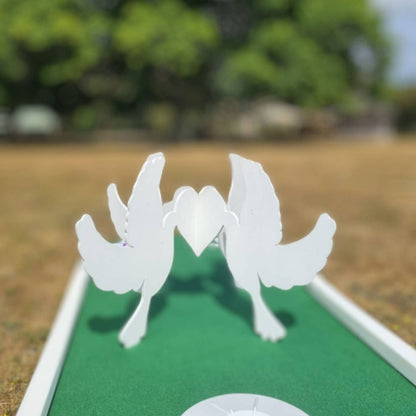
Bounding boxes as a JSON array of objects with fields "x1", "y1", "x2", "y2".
[{"x1": 181, "y1": 393, "x2": 309, "y2": 416}]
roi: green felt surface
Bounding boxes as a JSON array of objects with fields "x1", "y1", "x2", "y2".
[{"x1": 49, "y1": 237, "x2": 416, "y2": 415}]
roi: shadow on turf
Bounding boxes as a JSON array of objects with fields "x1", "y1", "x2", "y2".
[{"x1": 88, "y1": 260, "x2": 295, "y2": 334}]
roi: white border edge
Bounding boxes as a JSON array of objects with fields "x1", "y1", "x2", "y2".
[
  {"x1": 17, "y1": 261, "x2": 89, "y2": 416},
  {"x1": 307, "y1": 274, "x2": 416, "y2": 386}
]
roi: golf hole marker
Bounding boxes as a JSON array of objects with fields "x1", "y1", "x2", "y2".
[
  {"x1": 181, "y1": 394, "x2": 309, "y2": 416},
  {"x1": 76, "y1": 152, "x2": 336, "y2": 348}
]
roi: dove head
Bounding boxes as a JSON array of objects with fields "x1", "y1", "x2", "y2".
[
  {"x1": 146, "y1": 152, "x2": 165, "y2": 181},
  {"x1": 131, "y1": 152, "x2": 165, "y2": 195}
]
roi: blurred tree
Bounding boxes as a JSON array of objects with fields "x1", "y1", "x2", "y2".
[
  {"x1": 0, "y1": 0, "x2": 389, "y2": 133},
  {"x1": 391, "y1": 87, "x2": 416, "y2": 131},
  {"x1": 215, "y1": 0, "x2": 389, "y2": 107},
  {"x1": 113, "y1": 0, "x2": 218, "y2": 136},
  {"x1": 0, "y1": 0, "x2": 109, "y2": 109}
]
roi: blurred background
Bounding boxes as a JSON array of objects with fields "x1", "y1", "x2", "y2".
[
  {"x1": 0, "y1": 0, "x2": 414, "y2": 141},
  {"x1": 1, "y1": 1, "x2": 415, "y2": 414}
]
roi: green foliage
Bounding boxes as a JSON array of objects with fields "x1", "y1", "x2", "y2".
[
  {"x1": 0, "y1": 0, "x2": 107, "y2": 85},
  {"x1": 391, "y1": 87, "x2": 416, "y2": 131},
  {"x1": 72, "y1": 105, "x2": 98, "y2": 131},
  {"x1": 143, "y1": 102, "x2": 176, "y2": 136},
  {"x1": 0, "y1": 0, "x2": 390, "y2": 127},
  {"x1": 114, "y1": 0, "x2": 218, "y2": 77},
  {"x1": 216, "y1": 0, "x2": 388, "y2": 107},
  {"x1": 257, "y1": 0, "x2": 292, "y2": 13},
  {"x1": 217, "y1": 20, "x2": 349, "y2": 106}
]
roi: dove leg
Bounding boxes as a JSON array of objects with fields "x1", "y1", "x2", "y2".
[
  {"x1": 118, "y1": 289, "x2": 152, "y2": 348},
  {"x1": 247, "y1": 287, "x2": 287, "y2": 342}
]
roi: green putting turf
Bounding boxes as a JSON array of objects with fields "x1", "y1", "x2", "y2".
[{"x1": 49, "y1": 237, "x2": 416, "y2": 415}]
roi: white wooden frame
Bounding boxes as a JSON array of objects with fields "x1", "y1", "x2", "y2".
[
  {"x1": 17, "y1": 262, "x2": 89, "y2": 416},
  {"x1": 17, "y1": 269, "x2": 416, "y2": 416},
  {"x1": 307, "y1": 275, "x2": 416, "y2": 385}
]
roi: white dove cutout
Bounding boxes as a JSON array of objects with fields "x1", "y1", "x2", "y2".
[
  {"x1": 219, "y1": 154, "x2": 336, "y2": 341},
  {"x1": 76, "y1": 153, "x2": 178, "y2": 348},
  {"x1": 76, "y1": 152, "x2": 336, "y2": 348}
]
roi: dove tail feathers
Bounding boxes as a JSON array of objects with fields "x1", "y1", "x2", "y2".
[
  {"x1": 316, "y1": 213, "x2": 337, "y2": 238},
  {"x1": 258, "y1": 213, "x2": 336, "y2": 290},
  {"x1": 76, "y1": 214, "x2": 106, "y2": 263},
  {"x1": 76, "y1": 214, "x2": 145, "y2": 294}
]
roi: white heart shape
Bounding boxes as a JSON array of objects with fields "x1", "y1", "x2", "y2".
[{"x1": 174, "y1": 186, "x2": 227, "y2": 256}]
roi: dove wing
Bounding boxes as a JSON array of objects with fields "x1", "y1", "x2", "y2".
[
  {"x1": 258, "y1": 213, "x2": 336, "y2": 290},
  {"x1": 76, "y1": 214, "x2": 143, "y2": 294},
  {"x1": 108, "y1": 180, "x2": 177, "y2": 241},
  {"x1": 229, "y1": 154, "x2": 282, "y2": 248},
  {"x1": 125, "y1": 153, "x2": 165, "y2": 247}
]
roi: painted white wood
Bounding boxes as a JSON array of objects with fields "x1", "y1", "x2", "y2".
[
  {"x1": 77, "y1": 152, "x2": 336, "y2": 346},
  {"x1": 174, "y1": 186, "x2": 228, "y2": 256},
  {"x1": 108, "y1": 181, "x2": 183, "y2": 240},
  {"x1": 182, "y1": 393, "x2": 309, "y2": 416},
  {"x1": 16, "y1": 262, "x2": 89, "y2": 416},
  {"x1": 308, "y1": 275, "x2": 416, "y2": 386},
  {"x1": 223, "y1": 154, "x2": 336, "y2": 342},
  {"x1": 76, "y1": 153, "x2": 177, "y2": 348},
  {"x1": 107, "y1": 183, "x2": 127, "y2": 240}
]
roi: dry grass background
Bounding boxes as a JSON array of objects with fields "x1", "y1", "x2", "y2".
[{"x1": 0, "y1": 139, "x2": 415, "y2": 414}]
